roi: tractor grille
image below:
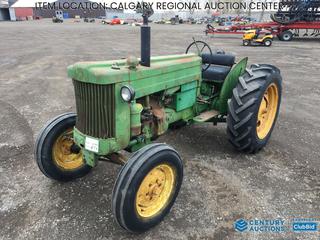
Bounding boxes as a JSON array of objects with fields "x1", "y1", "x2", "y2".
[{"x1": 73, "y1": 80, "x2": 115, "y2": 138}]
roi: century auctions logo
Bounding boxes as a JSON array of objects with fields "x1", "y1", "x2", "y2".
[
  {"x1": 234, "y1": 219, "x2": 248, "y2": 232},
  {"x1": 234, "y1": 219, "x2": 285, "y2": 233}
]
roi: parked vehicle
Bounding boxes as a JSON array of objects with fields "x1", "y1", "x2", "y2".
[
  {"x1": 36, "y1": 9, "x2": 282, "y2": 233},
  {"x1": 243, "y1": 29, "x2": 274, "y2": 46}
]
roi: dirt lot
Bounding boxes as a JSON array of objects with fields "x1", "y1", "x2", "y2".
[{"x1": 0, "y1": 20, "x2": 319, "y2": 240}]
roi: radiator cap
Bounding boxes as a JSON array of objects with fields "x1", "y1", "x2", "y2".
[{"x1": 126, "y1": 56, "x2": 139, "y2": 69}]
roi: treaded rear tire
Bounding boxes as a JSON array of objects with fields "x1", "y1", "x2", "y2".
[{"x1": 227, "y1": 64, "x2": 282, "y2": 153}]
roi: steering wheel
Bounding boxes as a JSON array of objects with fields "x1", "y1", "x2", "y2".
[
  {"x1": 207, "y1": 24, "x2": 214, "y2": 31},
  {"x1": 186, "y1": 40, "x2": 212, "y2": 72},
  {"x1": 204, "y1": 24, "x2": 214, "y2": 35}
]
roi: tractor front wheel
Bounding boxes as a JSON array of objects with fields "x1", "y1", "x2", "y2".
[
  {"x1": 112, "y1": 143, "x2": 183, "y2": 232},
  {"x1": 227, "y1": 64, "x2": 282, "y2": 153},
  {"x1": 35, "y1": 113, "x2": 91, "y2": 181}
]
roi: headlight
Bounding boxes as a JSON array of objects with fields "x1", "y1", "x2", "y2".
[{"x1": 120, "y1": 85, "x2": 135, "y2": 102}]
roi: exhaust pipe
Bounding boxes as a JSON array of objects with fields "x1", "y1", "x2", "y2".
[{"x1": 140, "y1": 15, "x2": 151, "y2": 67}]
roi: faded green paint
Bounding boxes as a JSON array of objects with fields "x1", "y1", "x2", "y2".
[
  {"x1": 164, "y1": 86, "x2": 180, "y2": 96},
  {"x1": 114, "y1": 83, "x2": 131, "y2": 150},
  {"x1": 68, "y1": 54, "x2": 201, "y2": 86},
  {"x1": 130, "y1": 102, "x2": 143, "y2": 136},
  {"x1": 128, "y1": 140, "x2": 150, "y2": 152},
  {"x1": 175, "y1": 90, "x2": 196, "y2": 111},
  {"x1": 174, "y1": 81, "x2": 197, "y2": 111},
  {"x1": 73, "y1": 128, "x2": 121, "y2": 155},
  {"x1": 83, "y1": 149, "x2": 97, "y2": 167},
  {"x1": 69, "y1": 53, "x2": 248, "y2": 166},
  {"x1": 214, "y1": 57, "x2": 248, "y2": 113},
  {"x1": 126, "y1": 125, "x2": 153, "y2": 152},
  {"x1": 181, "y1": 81, "x2": 197, "y2": 91},
  {"x1": 200, "y1": 82, "x2": 213, "y2": 96},
  {"x1": 165, "y1": 107, "x2": 194, "y2": 124}
]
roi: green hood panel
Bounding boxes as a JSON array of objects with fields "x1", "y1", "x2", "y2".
[{"x1": 67, "y1": 54, "x2": 201, "y2": 85}]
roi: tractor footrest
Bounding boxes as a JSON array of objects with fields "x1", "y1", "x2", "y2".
[{"x1": 193, "y1": 110, "x2": 220, "y2": 122}]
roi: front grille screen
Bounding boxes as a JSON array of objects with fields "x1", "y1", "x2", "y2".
[{"x1": 73, "y1": 80, "x2": 115, "y2": 138}]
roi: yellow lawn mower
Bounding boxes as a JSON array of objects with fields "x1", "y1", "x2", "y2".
[{"x1": 243, "y1": 29, "x2": 274, "y2": 47}]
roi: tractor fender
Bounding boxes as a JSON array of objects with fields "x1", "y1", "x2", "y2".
[{"x1": 214, "y1": 57, "x2": 248, "y2": 113}]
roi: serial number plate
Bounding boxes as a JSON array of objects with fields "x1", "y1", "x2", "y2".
[{"x1": 85, "y1": 137, "x2": 99, "y2": 153}]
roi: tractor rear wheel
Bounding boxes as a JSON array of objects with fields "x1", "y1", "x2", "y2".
[
  {"x1": 35, "y1": 113, "x2": 91, "y2": 181},
  {"x1": 227, "y1": 64, "x2": 282, "y2": 153},
  {"x1": 112, "y1": 143, "x2": 183, "y2": 232}
]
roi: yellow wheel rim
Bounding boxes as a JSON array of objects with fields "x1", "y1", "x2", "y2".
[
  {"x1": 136, "y1": 164, "x2": 176, "y2": 218},
  {"x1": 52, "y1": 129, "x2": 84, "y2": 170},
  {"x1": 257, "y1": 83, "x2": 279, "y2": 139}
]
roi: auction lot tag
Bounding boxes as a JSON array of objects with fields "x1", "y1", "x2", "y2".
[{"x1": 85, "y1": 137, "x2": 99, "y2": 153}]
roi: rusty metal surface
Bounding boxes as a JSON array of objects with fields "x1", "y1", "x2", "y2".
[
  {"x1": 193, "y1": 109, "x2": 220, "y2": 122},
  {"x1": 150, "y1": 98, "x2": 166, "y2": 136},
  {"x1": 106, "y1": 152, "x2": 127, "y2": 165}
]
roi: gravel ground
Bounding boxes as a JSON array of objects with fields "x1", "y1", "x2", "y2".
[{"x1": 0, "y1": 19, "x2": 319, "y2": 240}]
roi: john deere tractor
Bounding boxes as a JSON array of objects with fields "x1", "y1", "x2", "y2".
[{"x1": 35, "y1": 9, "x2": 282, "y2": 232}]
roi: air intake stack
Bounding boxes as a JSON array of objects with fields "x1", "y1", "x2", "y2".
[
  {"x1": 140, "y1": 15, "x2": 151, "y2": 67},
  {"x1": 137, "y1": 5, "x2": 154, "y2": 67}
]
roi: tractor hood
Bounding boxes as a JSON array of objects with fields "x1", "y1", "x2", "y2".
[{"x1": 67, "y1": 54, "x2": 201, "y2": 85}]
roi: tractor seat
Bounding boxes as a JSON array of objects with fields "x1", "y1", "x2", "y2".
[
  {"x1": 202, "y1": 53, "x2": 235, "y2": 67},
  {"x1": 201, "y1": 53, "x2": 235, "y2": 82},
  {"x1": 202, "y1": 65, "x2": 232, "y2": 82}
]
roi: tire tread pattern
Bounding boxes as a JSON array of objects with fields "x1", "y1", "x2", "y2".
[
  {"x1": 112, "y1": 143, "x2": 182, "y2": 232},
  {"x1": 34, "y1": 112, "x2": 91, "y2": 181},
  {"x1": 227, "y1": 64, "x2": 282, "y2": 153}
]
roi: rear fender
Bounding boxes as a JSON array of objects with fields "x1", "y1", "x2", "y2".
[
  {"x1": 263, "y1": 35, "x2": 273, "y2": 40},
  {"x1": 214, "y1": 57, "x2": 248, "y2": 113}
]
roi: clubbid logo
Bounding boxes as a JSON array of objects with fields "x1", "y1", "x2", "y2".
[
  {"x1": 291, "y1": 218, "x2": 319, "y2": 232},
  {"x1": 234, "y1": 219, "x2": 248, "y2": 232}
]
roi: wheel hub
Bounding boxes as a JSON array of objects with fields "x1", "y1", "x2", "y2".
[
  {"x1": 257, "y1": 83, "x2": 279, "y2": 139},
  {"x1": 136, "y1": 164, "x2": 175, "y2": 218},
  {"x1": 52, "y1": 129, "x2": 84, "y2": 170}
]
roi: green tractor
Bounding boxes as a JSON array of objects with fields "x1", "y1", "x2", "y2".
[{"x1": 35, "y1": 9, "x2": 282, "y2": 232}]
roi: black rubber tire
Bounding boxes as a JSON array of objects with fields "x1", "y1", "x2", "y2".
[
  {"x1": 278, "y1": 31, "x2": 293, "y2": 41},
  {"x1": 34, "y1": 112, "x2": 91, "y2": 181},
  {"x1": 264, "y1": 39, "x2": 272, "y2": 47},
  {"x1": 243, "y1": 40, "x2": 250, "y2": 46},
  {"x1": 227, "y1": 64, "x2": 282, "y2": 153},
  {"x1": 112, "y1": 143, "x2": 183, "y2": 232}
]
